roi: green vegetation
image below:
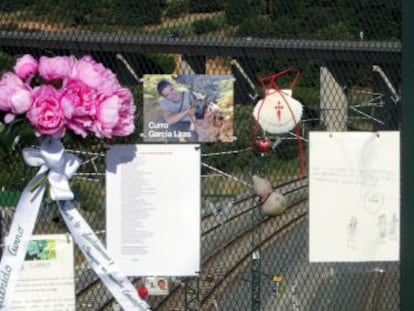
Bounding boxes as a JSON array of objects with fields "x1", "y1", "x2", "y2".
[
  {"x1": 0, "y1": 52, "x2": 15, "y2": 76},
  {"x1": 0, "y1": 0, "x2": 400, "y2": 41},
  {"x1": 192, "y1": 14, "x2": 226, "y2": 35},
  {"x1": 147, "y1": 54, "x2": 176, "y2": 74},
  {"x1": 224, "y1": 0, "x2": 259, "y2": 26},
  {"x1": 110, "y1": 0, "x2": 165, "y2": 27},
  {"x1": 0, "y1": 191, "x2": 20, "y2": 206},
  {"x1": 0, "y1": 0, "x2": 401, "y2": 223},
  {"x1": 188, "y1": 0, "x2": 224, "y2": 13},
  {"x1": 164, "y1": 0, "x2": 189, "y2": 18}
]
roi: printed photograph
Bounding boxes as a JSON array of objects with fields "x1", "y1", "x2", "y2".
[
  {"x1": 145, "y1": 277, "x2": 169, "y2": 296},
  {"x1": 143, "y1": 74, "x2": 234, "y2": 143},
  {"x1": 25, "y1": 239, "x2": 57, "y2": 261}
]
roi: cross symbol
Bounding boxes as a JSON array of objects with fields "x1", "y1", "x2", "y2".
[{"x1": 274, "y1": 101, "x2": 284, "y2": 121}]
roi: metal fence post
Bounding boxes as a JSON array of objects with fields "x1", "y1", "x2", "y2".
[{"x1": 251, "y1": 208, "x2": 262, "y2": 311}]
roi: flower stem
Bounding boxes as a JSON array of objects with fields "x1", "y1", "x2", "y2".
[{"x1": 30, "y1": 173, "x2": 48, "y2": 192}]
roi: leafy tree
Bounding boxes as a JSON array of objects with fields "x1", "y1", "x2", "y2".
[
  {"x1": 224, "y1": 0, "x2": 260, "y2": 26},
  {"x1": 111, "y1": 0, "x2": 165, "y2": 26},
  {"x1": 188, "y1": 0, "x2": 224, "y2": 13},
  {"x1": 58, "y1": 0, "x2": 96, "y2": 25},
  {"x1": 164, "y1": 0, "x2": 190, "y2": 18},
  {"x1": 352, "y1": 0, "x2": 401, "y2": 40},
  {"x1": 193, "y1": 19, "x2": 217, "y2": 35},
  {"x1": 316, "y1": 21, "x2": 354, "y2": 40},
  {"x1": 237, "y1": 15, "x2": 277, "y2": 38},
  {"x1": 0, "y1": 0, "x2": 31, "y2": 12}
]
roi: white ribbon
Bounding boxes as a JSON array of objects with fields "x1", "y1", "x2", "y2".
[
  {"x1": 58, "y1": 201, "x2": 150, "y2": 311},
  {"x1": 0, "y1": 138, "x2": 150, "y2": 310},
  {"x1": 22, "y1": 138, "x2": 81, "y2": 201},
  {"x1": 0, "y1": 168, "x2": 46, "y2": 309}
]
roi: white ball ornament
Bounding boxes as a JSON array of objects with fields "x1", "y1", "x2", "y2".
[
  {"x1": 261, "y1": 191, "x2": 288, "y2": 216},
  {"x1": 252, "y1": 175, "x2": 273, "y2": 199}
]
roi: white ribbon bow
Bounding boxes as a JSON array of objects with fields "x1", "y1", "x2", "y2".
[
  {"x1": 0, "y1": 138, "x2": 150, "y2": 311},
  {"x1": 22, "y1": 138, "x2": 81, "y2": 201}
]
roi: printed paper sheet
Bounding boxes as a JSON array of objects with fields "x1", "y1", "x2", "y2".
[{"x1": 106, "y1": 144, "x2": 200, "y2": 275}]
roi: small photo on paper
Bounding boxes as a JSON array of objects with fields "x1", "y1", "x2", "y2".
[
  {"x1": 12, "y1": 234, "x2": 76, "y2": 310},
  {"x1": 25, "y1": 239, "x2": 57, "y2": 261},
  {"x1": 143, "y1": 74, "x2": 234, "y2": 143},
  {"x1": 145, "y1": 277, "x2": 169, "y2": 296}
]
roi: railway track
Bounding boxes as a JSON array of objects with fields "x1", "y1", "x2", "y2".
[
  {"x1": 151, "y1": 177, "x2": 308, "y2": 311},
  {"x1": 67, "y1": 174, "x2": 399, "y2": 311},
  {"x1": 73, "y1": 177, "x2": 307, "y2": 310}
]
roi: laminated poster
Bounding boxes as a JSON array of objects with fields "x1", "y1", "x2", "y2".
[
  {"x1": 106, "y1": 144, "x2": 201, "y2": 276},
  {"x1": 309, "y1": 131, "x2": 400, "y2": 262},
  {"x1": 143, "y1": 74, "x2": 234, "y2": 143},
  {"x1": 11, "y1": 234, "x2": 75, "y2": 310}
]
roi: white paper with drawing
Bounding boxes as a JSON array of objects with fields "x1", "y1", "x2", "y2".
[
  {"x1": 106, "y1": 144, "x2": 201, "y2": 276},
  {"x1": 309, "y1": 131, "x2": 400, "y2": 262}
]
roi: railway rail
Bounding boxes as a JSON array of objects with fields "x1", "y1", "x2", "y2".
[
  {"x1": 72, "y1": 175, "x2": 398, "y2": 310},
  {"x1": 73, "y1": 177, "x2": 307, "y2": 310},
  {"x1": 150, "y1": 177, "x2": 308, "y2": 311}
]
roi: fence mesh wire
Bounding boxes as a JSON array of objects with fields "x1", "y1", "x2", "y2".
[{"x1": 0, "y1": 1, "x2": 401, "y2": 310}]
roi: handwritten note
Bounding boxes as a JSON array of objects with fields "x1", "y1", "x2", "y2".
[
  {"x1": 309, "y1": 132, "x2": 400, "y2": 262},
  {"x1": 311, "y1": 167, "x2": 397, "y2": 187}
]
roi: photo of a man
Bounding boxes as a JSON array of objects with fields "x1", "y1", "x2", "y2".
[
  {"x1": 155, "y1": 79, "x2": 199, "y2": 142},
  {"x1": 144, "y1": 277, "x2": 169, "y2": 296},
  {"x1": 143, "y1": 74, "x2": 234, "y2": 143},
  {"x1": 157, "y1": 278, "x2": 167, "y2": 291}
]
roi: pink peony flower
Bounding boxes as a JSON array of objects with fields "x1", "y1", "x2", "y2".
[
  {"x1": 27, "y1": 85, "x2": 65, "y2": 137},
  {"x1": 0, "y1": 72, "x2": 33, "y2": 115},
  {"x1": 60, "y1": 80, "x2": 96, "y2": 137},
  {"x1": 71, "y1": 55, "x2": 120, "y2": 90},
  {"x1": 38, "y1": 56, "x2": 74, "y2": 81},
  {"x1": 13, "y1": 54, "x2": 38, "y2": 80},
  {"x1": 91, "y1": 87, "x2": 135, "y2": 138},
  {"x1": 1, "y1": 54, "x2": 136, "y2": 140},
  {"x1": 111, "y1": 88, "x2": 136, "y2": 136}
]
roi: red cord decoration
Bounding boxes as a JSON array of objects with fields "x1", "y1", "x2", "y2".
[{"x1": 251, "y1": 67, "x2": 306, "y2": 179}]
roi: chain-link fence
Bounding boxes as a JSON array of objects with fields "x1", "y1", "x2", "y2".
[{"x1": 0, "y1": 1, "x2": 401, "y2": 310}]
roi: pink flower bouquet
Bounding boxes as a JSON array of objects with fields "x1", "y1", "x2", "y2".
[
  {"x1": 0, "y1": 54, "x2": 136, "y2": 139},
  {"x1": 0, "y1": 55, "x2": 151, "y2": 311}
]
